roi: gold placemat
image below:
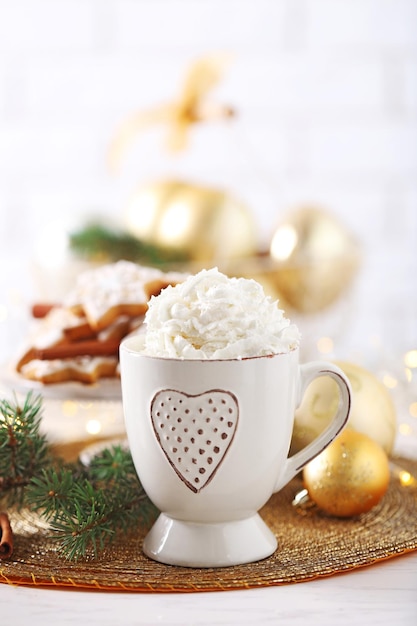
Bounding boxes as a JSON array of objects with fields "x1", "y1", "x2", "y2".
[{"x1": 1, "y1": 457, "x2": 416, "y2": 593}]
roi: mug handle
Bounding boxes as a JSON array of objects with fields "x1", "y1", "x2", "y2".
[{"x1": 274, "y1": 362, "x2": 351, "y2": 493}]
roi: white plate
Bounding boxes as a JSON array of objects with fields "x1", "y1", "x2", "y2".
[
  {"x1": 0, "y1": 363, "x2": 122, "y2": 401},
  {"x1": 39, "y1": 396, "x2": 126, "y2": 444}
]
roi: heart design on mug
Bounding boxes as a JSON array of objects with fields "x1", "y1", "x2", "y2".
[{"x1": 151, "y1": 389, "x2": 239, "y2": 493}]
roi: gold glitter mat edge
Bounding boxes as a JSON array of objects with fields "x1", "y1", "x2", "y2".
[{"x1": 1, "y1": 456, "x2": 416, "y2": 593}]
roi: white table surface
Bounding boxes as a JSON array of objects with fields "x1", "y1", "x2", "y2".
[{"x1": 1, "y1": 551, "x2": 416, "y2": 626}]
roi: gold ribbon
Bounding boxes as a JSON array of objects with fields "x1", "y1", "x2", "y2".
[{"x1": 108, "y1": 53, "x2": 234, "y2": 172}]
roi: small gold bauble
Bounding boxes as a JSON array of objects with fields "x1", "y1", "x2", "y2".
[
  {"x1": 303, "y1": 429, "x2": 390, "y2": 517},
  {"x1": 124, "y1": 179, "x2": 258, "y2": 264},
  {"x1": 292, "y1": 361, "x2": 397, "y2": 455},
  {"x1": 268, "y1": 207, "x2": 361, "y2": 313}
]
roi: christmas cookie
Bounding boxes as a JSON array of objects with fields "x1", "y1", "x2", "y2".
[
  {"x1": 15, "y1": 261, "x2": 187, "y2": 385},
  {"x1": 65, "y1": 260, "x2": 185, "y2": 330}
]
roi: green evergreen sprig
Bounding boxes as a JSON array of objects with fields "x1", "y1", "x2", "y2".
[
  {"x1": 0, "y1": 392, "x2": 49, "y2": 506},
  {"x1": 69, "y1": 221, "x2": 189, "y2": 267},
  {"x1": 0, "y1": 392, "x2": 157, "y2": 560}
]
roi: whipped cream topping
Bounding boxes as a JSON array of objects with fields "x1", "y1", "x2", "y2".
[{"x1": 143, "y1": 268, "x2": 300, "y2": 359}]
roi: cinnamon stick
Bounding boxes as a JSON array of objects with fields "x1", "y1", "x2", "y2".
[
  {"x1": 31, "y1": 303, "x2": 58, "y2": 318},
  {"x1": 0, "y1": 512, "x2": 13, "y2": 560},
  {"x1": 34, "y1": 338, "x2": 120, "y2": 361}
]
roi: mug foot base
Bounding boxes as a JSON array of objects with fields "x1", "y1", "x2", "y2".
[{"x1": 143, "y1": 513, "x2": 277, "y2": 568}]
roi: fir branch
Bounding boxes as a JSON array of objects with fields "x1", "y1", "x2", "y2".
[
  {"x1": 0, "y1": 393, "x2": 157, "y2": 560},
  {"x1": 26, "y1": 445, "x2": 157, "y2": 561},
  {"x1": 88, "y1": 443, "x2": 137, "y2": 484},
  {"x1": 0, "y1": 392, "x2": 50, "y2": 506},
  {"x1": 69, "y1": 222, "x2": 189, "y2": 267}
]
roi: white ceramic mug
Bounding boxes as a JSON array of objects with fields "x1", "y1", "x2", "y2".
[{"x1": 120, "y1": 335, "x2": 351, "y2": 568}]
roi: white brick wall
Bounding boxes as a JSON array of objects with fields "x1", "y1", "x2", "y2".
[{"x1": 0, "y1": 0, "x2": 416, "y2": 360}]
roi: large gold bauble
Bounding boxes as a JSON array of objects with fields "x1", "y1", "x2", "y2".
[
  {"x1": 303, "y1": 429, "x2": 390, "y2": 517},
  {"x1": 268, "y1": 207, "x2": 361, "y2": 313},
  {"x1": 124, "y1": 179, "x2": 258, "y2": 264},
  {"x1": 292, "y1": 361, "x2": 397, "y2": 455}
]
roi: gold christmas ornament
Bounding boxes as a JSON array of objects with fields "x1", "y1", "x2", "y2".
[
  {"x1": 268, "y1": 207, "x2": 361, "y2": 313},
  {"x1": 124, "y1": 179, "x2": 258, "y2": 264},
  {"x1": 292, "y1": 361, "x2": 397, "y2": 456},
  {"x1": 303, "y1": 429, "x2": 390, "y2": 517}
]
